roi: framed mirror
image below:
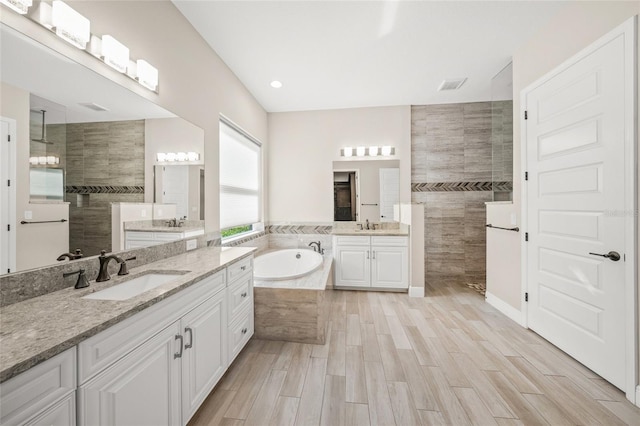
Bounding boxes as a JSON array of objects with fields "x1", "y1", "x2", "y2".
[
  {"x1": 0, "y1": 23, "x2": 204, "y2": 274},
  {"x1": 332, "y1": 159, "x2": 400, "y2": 222}
]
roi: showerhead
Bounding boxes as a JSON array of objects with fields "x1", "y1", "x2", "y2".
[{"x1": 31, "y1": 109, "x2": 54, "y2": 145}]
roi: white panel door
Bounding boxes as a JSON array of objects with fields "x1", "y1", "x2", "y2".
[
  {"x1": 379, "y1": 168, "x2": 399, "y2": 222},
  {"x1": 335, "y1": 245, "x2": 370, "y2": 287},
  {"x1": 525, "y1": 22, "x2": 633, "y2": 390},
  {"x1": 181, "y1": 291, "x2": 227, "y2": 424},
  {"x1": 79, "y1": 321, "x2": 182, "y2": 425},
  {"x1": 371, "y1": 245, "x2": 408, "y2": 289},
  {"x1": 0, "y1": 119, "x2": 14, "y2": 274}
]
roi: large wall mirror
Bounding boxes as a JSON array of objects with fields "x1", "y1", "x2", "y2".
[
  {"x1": 0, "y1": 23, "x2": 204, "y2": 275},
  {"x1": 332, "y1": 160, "x2": 400, "y2": 222}
]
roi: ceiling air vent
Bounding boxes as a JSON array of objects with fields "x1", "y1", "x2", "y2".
[
  {"x1": 79, "y1": 102, "x2": 110, "y2": 112},
  {"x1": 438, "y1": 78, "x2": 467, "y2": 91}
]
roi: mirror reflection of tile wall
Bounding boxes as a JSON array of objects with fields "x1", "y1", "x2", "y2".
[{"x1": 65, "y1": 120, "x2": 145, "y2": 255}]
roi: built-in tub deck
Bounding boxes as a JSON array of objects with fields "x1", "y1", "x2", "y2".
[{"x1": 253, "y1": 255, "x2": 333, "y2": 344}]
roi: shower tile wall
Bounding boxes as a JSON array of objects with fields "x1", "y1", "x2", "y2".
[
  {"x1": 492, "y1": 100, "x2": 514, "y2": 195},
  {"x1": 65, "y1": 120, "x2": 145, "y2": 255},
  {"x1": 411, "y1": 103, "x2": 494, "y2": 288}
]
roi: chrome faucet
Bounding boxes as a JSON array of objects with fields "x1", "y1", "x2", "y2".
[
  {"x1": 97, "y1": 250, "x2": 124, "y2": 282},
  {"x1": 308, "y1": 241, "x2": 324, "y2": 255}
]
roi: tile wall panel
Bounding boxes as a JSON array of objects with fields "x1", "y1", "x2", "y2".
[{"x1": 411, "y1": 103, "x2": 502, "y2": 290}]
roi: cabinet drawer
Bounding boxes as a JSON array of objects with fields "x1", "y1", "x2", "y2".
[
  {"x1": 154, "y1": 232, "x2": 183, "y2": 241},
  {"x1": 228, "y1": 306, "x2": 253, "y2": 364},
  {"x1": 0, "y1": 348, "x2": 76, "y2": 426},
  {"x1": 125, "y1": 231, "x2": 156, "y2": 241},
  {"x1": 371, "y1": 236, "x2": 407, "y2": 247},
  {"x1": 335, "y1": 236, "x2": 370, "y2": 246},
  {"x1": 183, "y1": 229, "x2": 205, "y2": 239},
  {"x1": 227, "y1": 256, "x2": 253, "y2": 283},
  {"x1": 78, "y1": 271, "x2": 225, "y2": 384},
  {"x1": 227, "y1": 272, "x2": 253, "y2": 323}
]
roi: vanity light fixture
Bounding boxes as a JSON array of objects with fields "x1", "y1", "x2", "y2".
[
  {"x1": 340, "y1": 145, "x2": 394, "y2": 157},
  {"x1": 51, "y1": 1, "x2": 90, "y2": 50},
  {"x1": 0, "y1": 0, "x2": 32, "y2": 14},
  {"x1": 369, "y1": 146, "x2": 379, "y2": 157},
  {"x1": 381, "y1": 146, "x2": 393, "y2": 156},
  {"x1": 136, "y1": 60, "x2": 159, "y2": 91},
  {"x1": 356, "y1": 146, "x2": 366, "y2": 157},
  {"x1": 101, "y1": 35, "x2": 129, "y2": 73},
  {"x1": 342, "y1": 147, "x2": 353, "y2": 157},
  {"x1": 29, "y1": 156, "x2": 60, "y2": 165},
  {"x1": 157, "y1": 152, "x2": 200, "y2": 162}
]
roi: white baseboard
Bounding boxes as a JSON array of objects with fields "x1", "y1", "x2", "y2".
[
  {"x1": 485, "y1": 292, "x2": 525, "y2": 327},
  {"x1": 409, "y1": 286, "x2": 425, "y2": 298}
]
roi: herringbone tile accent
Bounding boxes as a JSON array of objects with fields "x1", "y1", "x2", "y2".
[{"x1": 65, "y1": 185, "x2": 145, "y2": 194}]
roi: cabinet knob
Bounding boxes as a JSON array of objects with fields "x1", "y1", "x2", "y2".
[
  {"x1": 241, "y1": 328, "x2": 248, "y2": 334},
  {"x1": 241, "y1": 292, "x2": 248, "y2": 298},
  {"x1": 241, "y1": 265, "x2": 246, "y2": 271}
]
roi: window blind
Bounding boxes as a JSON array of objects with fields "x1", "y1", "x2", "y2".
[{"x1": 219, "y1": 120, "x2": 261, "y2": 229}]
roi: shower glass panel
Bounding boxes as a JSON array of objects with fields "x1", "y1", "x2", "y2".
[{"x1": 490, "y1": 62, "x2": 513, "y2": 201}]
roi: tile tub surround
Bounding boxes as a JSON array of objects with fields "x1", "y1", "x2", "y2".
[
  {"x1": 0, "y1": 231, "x2": 215, "y2": 307},
  {"x1": 411, "y1": 102, "x2": 496, "y2": 289},
  {"x1": 254, "y1": 255, "x2": 333, "y2": 344},
  {"x1": 0, "y1": 246, "x2": 256, "y2": 383}
]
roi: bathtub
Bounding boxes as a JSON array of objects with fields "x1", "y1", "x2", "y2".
[{"x1": 253, "y1": 249, "x2": 323, "y2": 281}]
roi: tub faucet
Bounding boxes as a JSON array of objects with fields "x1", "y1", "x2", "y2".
[
  {"x1": 97, "y1": 250, "x2": 124, "y2": 282},
  {"x1": 308, "y1": 241, "x2": 324, "y2": 255}
]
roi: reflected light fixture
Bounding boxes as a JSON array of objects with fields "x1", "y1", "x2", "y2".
[
  {"x1": 381, "y1": 146, "x2": 393, "y2": 156},
  {"x1": 51, "y1": 1, "x2": 90, "y2": 49},
  {"x1": 1, "y1": 0, "x2": 32, "y2": 14},
  {"x1": 356, "y1": 146, "x2": 366, "y2": 157},
  {"x1": 270, "y1": 80, "x2": 283, "y2": 88},
  {"x1": 29, "y1": 156, "x2": 60, "y2": 165},
  {"x1": 157, "y1": 152, "x2": 200, "y2": 162},
  {"x1": 369, "y1": 146, "x2": 378, "y2": 157},
  {"x1": 342, "y1": 147, "x2": 353, "y2": 157},
  {"x1": 101, "y1": 35, "x2": 129, "y2": 73},
  {"x1": 136, "y1": 60, "x2": 159, "y2": 91}
]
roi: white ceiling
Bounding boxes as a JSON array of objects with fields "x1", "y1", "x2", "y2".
[
  {"x1": 1, "y1": 24, "x2": 175, "y2": 123},
  {"x1": 174, "y1": 1, "x2": 567, "y2": 112}
]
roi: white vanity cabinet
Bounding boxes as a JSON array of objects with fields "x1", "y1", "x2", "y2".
[
  {"x1": 0, "y1": 348, "x2": 76, "y2": 426},
  {"x1": 125, "y1": 229, "x2": 204, "y2": 249},
  {"x1": 77, "y1": 255, "x2": 253, "y2": 426},
  {"x1": 226, "y1": 256, "x2": 254, "y2": 363},
  {"x1": 334, "y1": 236, "x2": 408, "y2": 289}
]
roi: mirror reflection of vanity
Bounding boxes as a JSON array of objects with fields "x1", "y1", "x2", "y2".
[
  {"x1": 0, "y1": 23, "x2": 205, "y2": 274},
  {"x1": 332, "y1": 159, "x2": 400, "y2": 223}
]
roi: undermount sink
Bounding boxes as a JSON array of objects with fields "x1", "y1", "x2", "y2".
[{"x1": 83, "y1": 271, "x2": 188, "y2": 301}]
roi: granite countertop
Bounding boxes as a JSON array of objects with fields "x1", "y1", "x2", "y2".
[
  {"x1": 332, "y1": 228, "x2": 409, "y2": 236},
  {"x1": 125, "y1": 226, "x2": 205, "y2": 233},
  {"x1": 0, "y1": 246, "x2": 256, "y2": 383}
]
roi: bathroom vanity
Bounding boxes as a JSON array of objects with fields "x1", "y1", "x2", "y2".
[
  {"x1": 333, "y1": 227, "x2": 409, "y2": 290},
  {"x1": 124, "y1": 227, "x2": 205, "y2": 249},
  {"x1": 0, "y1": 247, "x2": 254, "y2": 426}
]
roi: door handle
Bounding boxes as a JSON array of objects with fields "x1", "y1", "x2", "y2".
[
  {"x1": 589, "y1": 251, "x2": 621, "y2": 262},
  {"x1": 185, "y1": 327, "x2": 193, "y2": 349},
  {"x1": 174, "y1": 334, "x2": 183, "y2": 359}
]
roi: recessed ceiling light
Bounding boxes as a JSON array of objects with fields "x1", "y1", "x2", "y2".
[{"x1": 270, "y1": 80, "x2": 283, "y2": 88}]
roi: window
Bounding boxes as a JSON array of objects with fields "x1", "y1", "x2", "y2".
[{"x1": 219, "y1": 119, "x2": 261, "y2": 238}]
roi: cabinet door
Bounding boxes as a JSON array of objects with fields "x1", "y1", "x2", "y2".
[
  {"x1": 371, "y1": 245, "x2": 408, "y2": 289},
  {"x1": 181, "y1": 291, "x2": 227, "y2": 424},
  {"x1": 79, "y1": 321, "x2": 182, "y2": 426},
  {"x1": 26, "y1": 392, "x2": 75, "y2": 426},
  {"x1": 335, "y1": 245, "x2": 370, "y2": 287}
]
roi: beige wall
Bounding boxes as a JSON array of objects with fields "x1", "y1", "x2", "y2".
[
  {"x1": 0, "y1": 82, "x2": 69, "y2": 271},
  {"x1": 1, "y1": 0, "x2": 268, "y2": 235},
  {"x1": 487, "y1": 2, "x2": 640, "y2": 311},
  {"x1": 268, "y1": 106, "x2": 411, "y2": 222}
]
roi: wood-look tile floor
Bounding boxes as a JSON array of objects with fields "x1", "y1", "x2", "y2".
[{"x1": 189, "y1": 285, "x2": 640, "y2": 425}]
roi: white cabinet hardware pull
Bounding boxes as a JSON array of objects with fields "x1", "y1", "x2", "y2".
[
  {"x1": 185, "y1": 327, "x2": 193, "y2": 349},
  {"x1": 174, "y1": 335, "x2": 183, "y2": 359}
]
